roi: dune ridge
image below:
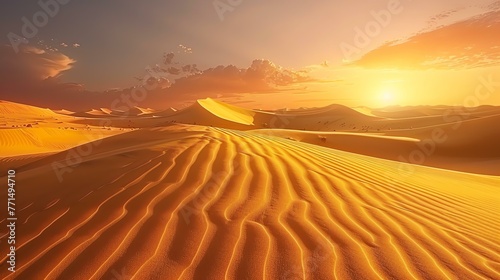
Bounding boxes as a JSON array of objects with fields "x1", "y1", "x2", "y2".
[
  {"x1": 0, "y1": 101, "x2": 56, "y2": 117},
  {"x1": 1, "y1": 125, "x2": 498, "y2": 279},
  {"x1": 0, "y1": 127, "x2": 124, "y2": 157},
  {"x1": 196, "y1": 98, "x2": 256, "y2": 125}
]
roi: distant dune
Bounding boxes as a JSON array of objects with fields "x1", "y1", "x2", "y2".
[
  {"x1": 153, "y1": 107, "x2": 177, "y2": 117},
  {"x1": 0, "y1": 101, "x2": 126, "y2": 156},
  {"x1": 70, "y1": 106, "x2": 153, "y2": 118},
  {"x1": 51, "y1": 109, "x2": 75, "y2": 115},
  {"x1": 254, "y1": 112, "x2": 500, "y2": 175},
  {"x1": 1, "y1": 99, "x2": 499, "y2": 279},
  {"x1": 370, "y1": 105, "x2": 500, "y2": 119},
  {"x1": 158, "y1": 98, "x2": 377, "y2": 131},
  {"x1": 108, "y1": 106, "x2": 152, "y2": 116}
]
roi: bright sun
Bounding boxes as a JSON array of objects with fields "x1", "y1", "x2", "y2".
[{"x1": 381, "y1": 91, "x2": 395, "y2": 105}]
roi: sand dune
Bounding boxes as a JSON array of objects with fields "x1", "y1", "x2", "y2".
[
  {"x1": 70, "y1": 106, "x2": 154, "y2": 118},
  {"x1": 160, "y1": 98, "x2": 260, "y2": 129},
  {"x1": 1, "y1": 99, "x2": 499, "y2": 279},
  {"x1": 286, "y1": 103, "x2": 375, "y2": 118},
  {"x1": 0, "y1": 127, "x2": 123, "y2": 156},
  {"x1": 352, "y1": 106, "x2": 379, "y2": 117},
  {"x1": 108, "y1": 106, "x2": 151, "y2": 116},
  {"x1": 0, "y1": 152, "x2": 57, "y2": 171},
  {"x1": 253, "y1": 128, "x2": 420, "y2": 164},
  {"x1": 153, "y1": 107, "x2": 178, "y2": 117},
  {"x1": 160, "y1": 98, "x2": 379, "y2": 131},
  {"x1": 386, "y1": 114, "x2": 500, "y2": 155},
  {"x1": 51, "y1": 109, "x2": 75, "y2": 115},
  {"x1": 0, "y1": 101, "x2": 126, "y2": 156},
  {"x1": 133, "y1": 106, "x2": 156, "y2": 115},
  {"x1": 89, "y1": 109, "x2": 109, "y2": 116},
  {"x1": 253, "y1": 113, "x2": 500, "y2": 175},
  {"x1": 197, "y1": 98, "x2": 256, "y2": 125},
  {"x1": 370, "y1": 105, "x2": 500, "y2": 119},
  {"x1": 71, "y1": 109, "x2": 117, "y2": 118},
  {"x1": 1, "y1": 124, "x2": 499, "y2": 279},
  {"x1": 0, "y1": 101, "x2": 56, "y2": 117}
]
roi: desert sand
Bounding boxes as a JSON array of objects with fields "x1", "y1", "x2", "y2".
[{"x1": 0, "y1": 99, "x2": 499, "y2": 279}]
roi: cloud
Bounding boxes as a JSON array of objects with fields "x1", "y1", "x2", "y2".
[
  {"x1": 0, "y1": 45, "x2": 75, "y2": 86},
  {"x1": 178, "y1": 44, "x2": 192, "y2": 54},
  {"x1": 0, "y1": 45, "x2": 81, "y2": 107},
  {"x1": 163, "y1": 52, "x2": 174, "y2": 65},
  {"x1": 0, "y1": 45, "x2": 312, "y2": 111},
  {"x1": 351, "y1": 8, "x2": 500, "y2": 70},
  {"x1": 167, "y1": 59, "x2": 312, "y2": 97},
  {"x1": 246, "y1": 59, "x2": 311, "y2": 86}
]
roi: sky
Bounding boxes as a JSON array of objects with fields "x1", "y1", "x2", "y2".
[{"x1": 0, "y1": 0, "x2": 499, "y2": 110}]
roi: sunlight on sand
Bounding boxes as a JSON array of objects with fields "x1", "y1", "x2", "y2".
[{"x1": 0, "y1": 99, "x2": 499, "y2": 279}]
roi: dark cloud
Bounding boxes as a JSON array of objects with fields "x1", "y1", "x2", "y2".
[{"x1": 163, "y1": 52, "x2": 175, "y2": 65}]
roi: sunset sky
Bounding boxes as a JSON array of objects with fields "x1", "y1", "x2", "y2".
[{"x1": 1, "y1": 0, "x2": 499, "y2": 110}]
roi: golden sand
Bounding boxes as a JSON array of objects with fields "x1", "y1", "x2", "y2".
[{"x1": 0, "y1": 100, "x2": 499, "y2": 279}]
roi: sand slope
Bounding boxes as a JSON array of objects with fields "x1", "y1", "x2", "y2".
[
  {"x1": 370, "y1": 105, "x2": 500, "y2": 119},
  {"x1": 0, "y1": 101, "x2": 56, "y2": 117},
  {"x1": 0, "y1": 100, "x2": 125, "y2": 157},
  {"x1": 253, "y1": 113, "x2": 500, "y2": 175},
  {"x1": 0, "y1": 127, "x2": 123, "y2": 156},
  {"x1": 161, "y1": 98, "x2": 260, "y2": 129},
  {"x1": 153, "y1": 107, "x2": 177, "y2": 117},
  {"x1": 1, "y1": 125, "x2": 499, "y2": 280}
]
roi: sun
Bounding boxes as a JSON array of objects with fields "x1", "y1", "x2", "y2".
[
  {"x1": 380, "y1": 91, "x2": 396, "y2": 105},
  {"x1": 382, "y1": 91, "x2": 394, "y2": 102}
]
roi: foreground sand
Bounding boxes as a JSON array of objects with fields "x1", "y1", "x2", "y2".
[{"x1": 1, "y1": 124, "x2": 499, "y2": 279}]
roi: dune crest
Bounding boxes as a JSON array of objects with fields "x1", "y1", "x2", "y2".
[
  {"x1": 196, "y1": 98, "x2": 256, "y2": 125},
  {"x1": 0, "y1": 101, "x2": 56, "y2": 117}
]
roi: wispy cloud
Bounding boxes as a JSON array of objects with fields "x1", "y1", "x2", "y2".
[{"x1": 351, "y1": 6, "x2": 500, "y2": 70}]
